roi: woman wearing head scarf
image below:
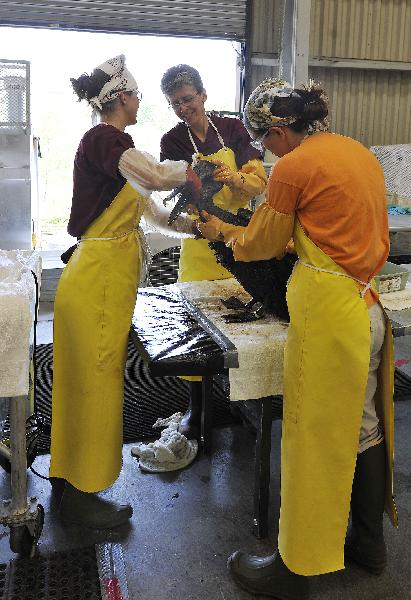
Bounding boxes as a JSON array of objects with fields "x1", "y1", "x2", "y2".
[
  {"x1": 49, "y1": 55, "x2": 201, "y2": 529},
  {"x1": 160, "y1": 64, "x2": 268, "y2": 439},
  {"x1": 199, "y1": 79, "x2": 396, "y2": 599}
]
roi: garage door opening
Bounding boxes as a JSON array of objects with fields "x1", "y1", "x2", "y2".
[{"x1": 0, "y1": 26, "x2": 240, "y2": 250}]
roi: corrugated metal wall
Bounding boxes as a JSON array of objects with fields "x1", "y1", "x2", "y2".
[
  {"x1": 249, "y1": 0, "x2": 283, "y2": 54},
  {"x1": 310, "y1": 0, "x2": 411, "y2": 62},
  {"x1": 248, "y1": 64, "x2": 277, "y2": 93},
  {"x1": 249, "y1": 0, "x2": 411, "y2": 147},
  {"x1": 247, "y1": 0, "x2": 283, "y2": 95},
  {"x1": 309, "y1": 67, "x2": 411, "y2": 147}
]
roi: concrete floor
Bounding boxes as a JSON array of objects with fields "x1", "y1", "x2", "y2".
[
  {"x1": 1, "y1": 414, "x2": 411, "y2": 600},
  {"x1": 1, "y1": 304, "x2": 410, "y2": 599}
]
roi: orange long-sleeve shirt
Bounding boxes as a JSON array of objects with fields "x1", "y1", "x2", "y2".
[{"x1": 220, "y1": 132, "x2": 389, "y2": 305}]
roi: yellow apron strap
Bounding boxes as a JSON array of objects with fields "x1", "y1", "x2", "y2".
[
  {"x1": 188, "y1": 115, "x2": 227, "y2": 165},
  {"x1": 298, "y1": 260, "x2": 372, "y2": 297}
]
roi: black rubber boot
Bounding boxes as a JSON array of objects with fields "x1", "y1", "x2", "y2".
[
  {"x1": 59, "y1": 483, "x2": 133, "y2": 529},
  {"x1": 179, "y1": 381, "x2": 202, "y2": 440},
  {"x1": 227, "y1": 549, "x2": 309, "y2": 599},
  {"x1": 345, "y1": 442, "x2": 387, "y2": 575},
  {"x1": 49, "y1": 477, "x2": 67, "y2": 502}
]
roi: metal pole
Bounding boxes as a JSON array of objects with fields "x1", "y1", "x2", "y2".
[
  {"x1": 201, "y1": 376, "x2": 213, "y2": 454},
  {"x1": 280, "y1": 0, "x2": 311, "y2": 87},
  {"x1": 9, "y1": 395, "x2": 28, "y2": 515},
  {"x1": 243, "y1": 0, "x2": 254, "y2": 104},
  {"x1": 253, "y1": 397, "x2": 273, "y2": 539}
]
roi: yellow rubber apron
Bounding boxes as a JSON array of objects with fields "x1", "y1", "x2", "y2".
[
  {"x1": 278, "y1": 220, "x2": 396, "y2": 576},
  {"x1": 50, "y1": 183, "x2": 147, "y2": 493},
  {"x1": 179, "y1": 119, "x2": 250, "y2": 381},
  {"x1": 178, "y1": 118, "x2": 248, "y2": 282}
]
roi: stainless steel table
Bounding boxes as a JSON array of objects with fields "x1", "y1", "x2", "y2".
[
  {"x1": 387, "y1": 307, "x2": 411, "y2": 337},
  {"x1": 130, "y1": 285, "x2": 237, "y2": 455},
  {"x1": 388, "y1": 214, "x2": 411, "y2": 232},
  {"x1": 388, "y1": 214, "x2": 411, "y2": 262}
]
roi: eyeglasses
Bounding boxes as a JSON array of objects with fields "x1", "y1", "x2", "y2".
[
  {"x1": 251, "y1": 130, "x2": 269, "y2": 148},
  {"x1": 133, "y1": 90, "x2": 143, "y2": 101},
  {"x1": 250, "y1": 130, "x2": 269, "y2": 151},
  {"x1": 169, "y1": 92, "x2": 200, "y2": 110}
]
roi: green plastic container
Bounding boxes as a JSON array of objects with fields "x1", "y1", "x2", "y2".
[{"x1": 374, "y1": 262, "x2": 410, "y2": 294}]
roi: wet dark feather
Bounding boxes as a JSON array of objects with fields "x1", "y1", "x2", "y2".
[{"x1": 166, "y1": 160, "x2": 296, "y2": 321}]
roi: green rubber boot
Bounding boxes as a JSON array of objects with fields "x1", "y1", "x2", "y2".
[
  {"x1": 179, "y1": 381, "x2": 202, "y2": 440},
  {"x1": 59, "y1": 483, "x2": 133, "y2": 529},
  {"x1": 345, "y1": 442, "x2": 387, "y2": 575},
  {"x1": 227, "y1": 549, "x2": 309, "y2": 599},
  {"x1": 49, "y1": 476, "x2": 67, "y2": 502}
]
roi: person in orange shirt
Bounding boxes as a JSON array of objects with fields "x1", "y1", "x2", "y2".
[{"x1": 199, "y1": 79, "x2": 397, "y2": 599}]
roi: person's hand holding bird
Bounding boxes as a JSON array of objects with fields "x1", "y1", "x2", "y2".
[
  {"x1": 210, "y1": 160, "x2": 246, "y2": 191},
  {"x1": 197, "y1": 211, "x2": 224, "y2": 241}
]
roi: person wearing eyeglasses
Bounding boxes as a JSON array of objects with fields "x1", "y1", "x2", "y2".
[
  {"x1": 199, "y1": 79, "x2": 396, "y2": 599},
  {"x1": 159, "y1": 64, "x2": 267, "y2": 440},
  {"x1": 49, "y1": 55, "x2": 202, "y2": 530}
]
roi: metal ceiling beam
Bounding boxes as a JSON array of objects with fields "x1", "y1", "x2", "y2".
[
  {"x1": 309, "y1": 58, "x2": 411, "y2": 72},
  {"x1": 251, "y1": 56, "x2": 411, "y2": 72}
]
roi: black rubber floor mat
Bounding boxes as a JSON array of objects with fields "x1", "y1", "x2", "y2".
[
  {"x1": 0, "y1": 546, "x2": 101, "y2": 600},
  {"x1": 394, "y1": 367, "x2": 411, "y2": 400},
  {"x1": 0, "y1": 565, "x2": 6, "y2": 599},
  {"x1": 34, "y1": 340, "x2": 236, "y2": 454}
]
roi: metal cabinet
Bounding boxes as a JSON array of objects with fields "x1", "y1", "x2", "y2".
[{"x1": 0, "y1": 59, "x2": 32, "y2": 250}]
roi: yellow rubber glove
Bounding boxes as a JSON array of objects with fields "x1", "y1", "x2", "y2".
[
  {"x1": 211, "y1": 160, "x2": 245, "y2": 191},
  {"x1": 197, "y1": 211, "x2": 225, "y2": 241}
]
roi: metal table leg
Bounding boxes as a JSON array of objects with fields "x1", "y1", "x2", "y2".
[
  {"x1": 201, "y1": 376, "x2": 213, "y2": 454},
  {"x1": 253, "y1": 397, "x2": 273, "y2": 539},
  {"x1": 0, "y1": 395, "x2": 44, "y2": 557},
  {"x1": 9, "y1": 396, "x2": 29, "y2": 517}
]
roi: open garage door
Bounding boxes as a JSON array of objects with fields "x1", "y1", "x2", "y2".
[{"x1": 0, "y1": 1, "x2": 247, "y2": 40}]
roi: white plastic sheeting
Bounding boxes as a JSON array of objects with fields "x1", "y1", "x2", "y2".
[
  {"x1": 371, "y1": 144, "x2": 411, "y2": 199},
  {"x1": 0, "y1": 250, "x2": 41, "y2": 397}
]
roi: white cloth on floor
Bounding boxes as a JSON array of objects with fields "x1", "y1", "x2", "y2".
[
  {"x1": 177, "y1": 279, "x2": 288, "y2": 401},
  {"x1": 131, "y1": 412, "x2": 198, "y2": 472}
]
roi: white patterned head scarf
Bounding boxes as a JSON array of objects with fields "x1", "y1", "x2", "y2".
[
  {"x1": 243, "y1": 78, "x2": 299, "y2": 133},
  {"x1": 89, "y1": 54, "x2": 138, "y2": 110}
]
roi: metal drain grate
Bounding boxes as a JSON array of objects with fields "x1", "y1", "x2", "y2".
[{"x1": 1, "y1": 546, "x2": 102, "y2": 600}]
